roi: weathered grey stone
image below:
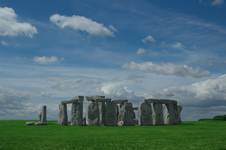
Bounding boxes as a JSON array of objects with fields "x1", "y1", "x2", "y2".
[
  {"x1": 40, "y1": 105, "x2": 47, "y2": 124},
  {"x1": 87, "y1": 102, "x2": 100, "y2": 125},
  {"x1": 152, "y1": 102, "x2": 164, "y2": 125},
  {"x1": 112, "y1": 100, "x2": 128, "y2": 104},
  {"x1": 25, "y1": 121, "x2": 35, "y2": 126},
  {"x1": 140, "y1": 102, "x2": 154, "y2": 125},
  {"x1": 35, "y1": 121, "x2": 46, "y2": 125},
  {"x1": 38, "y1": 112, "x2": 41, "y2": 122},
  {"x1": 144, "y1": 99, "x2": 179, "y2": 125},
  {"x1": 71, "y1": 101, "x2": 83, "y2": 125},
  {"x1": 58, "y1": 103, "x2": 68, "y2": 125},
  {"x1": 117, "y1": 103, "x2": 126, "y2": 126},
  {"x1": 117, "y1": 102, "x2": 136, "y2": 126},
  {"x1": 166, "y1": 102, "x2": 178, "y2": 124},
  {"x1": 124, "y1": 102, "x2": 136, "y2": 125},
  {"x1": 162, "y1": 104, "x2": 170, "y2": 125},
  {"x1": 86, "y1": 96, "x2": 105, "y2": 102},
  {"x1": 176, "y1": 105, "x2": 183, "y2": 124},
  {"x1": 145, "y1": 99, "x2": 177, "y2": 105},
  {"x1": 104, "y1": 101, "x2": 118, "y2": 126}
]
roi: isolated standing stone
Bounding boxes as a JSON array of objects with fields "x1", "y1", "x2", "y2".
[
  {"x1": 58, "y1": 103, "x2": 68, "y2": 125},
  {"x1": 140, "y1": 102, "x2": 154, "y2": 125},
  {"x1": 176, "y1": 105, "x2": 183, "y2": 123},
  {"x1": 38, "y1": 112, "x2": 42, "y2": 122},
  {"x1": 40, "y1": 105, "x2": 47, "y2": 124}
]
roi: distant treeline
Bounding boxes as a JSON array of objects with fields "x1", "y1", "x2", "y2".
[{"x1": 199, "y1": 115, "x2": 226, "y2": 121}]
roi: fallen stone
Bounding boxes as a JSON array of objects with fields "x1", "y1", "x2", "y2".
[{"x1": 25, "y1": 121, "x2": 35, "y2": 126}]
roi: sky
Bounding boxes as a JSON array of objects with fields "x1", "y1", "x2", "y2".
[{"x1": 0, "y1": 0, "x2": 226, "y2": 121}]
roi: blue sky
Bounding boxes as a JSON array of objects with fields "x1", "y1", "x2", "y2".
[{"x1": 0, "y1": 0, "x2": 226, "y2": 120}]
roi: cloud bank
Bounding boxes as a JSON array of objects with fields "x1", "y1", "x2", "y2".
[{"x1": 123, "y1": 61, "x2": 209, "y2": 78}]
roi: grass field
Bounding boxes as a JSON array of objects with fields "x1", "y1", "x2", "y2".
[{"x1": 0, "y1": 120, "x2": 226, "y2": 150}]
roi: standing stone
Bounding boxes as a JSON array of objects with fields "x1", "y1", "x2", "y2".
[
  {"x1": 162, "y1": 104, "x2": 170, "y2": 125},
  {"x1": 124, "y1": 102, "x2": 136, "y2": 125},
  {"x1": 117, "y1": 102, "x2": 126, "y2": 126},
  {"x1": 117, "y1": 102, "x2": 136, "y2": 126},
  {"x1": 98, "y1": 101, "x2": 105, "y2": 125},
  {"x1": 166, "y1": 102, "x2": 178, "y2": 124},
  {"x1": 87, "y1": 102, "x2": 100, "y2": 125},
  {"x1": 40, "y1": 105, "x2": 47, "y2": 124},
  {"x1": 152, "y1": 102, "x2": 164, "y2": 125},
  {"x1": 71, "y1": 101, "x2": 83, "y2": 125},
  {"x1": 140, "y1": 102, "x2": 154, "y2": 125},
  {"x1": 104, "y1": 101, "x2": 118, "y2": 126},
  {"x1": 58, "y1": 103, "x2": 68, "y2": 125},
  {"x1": 176, "y1": 105, "x2": 183, "y2": 124},
  {"x1": 38, "y1": 112, "x2": 42, "y2": 122}
]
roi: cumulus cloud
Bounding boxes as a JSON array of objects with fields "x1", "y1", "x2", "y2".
[
  {"x1": 142, "y1": 35, "x2": 155, "y2": 44},
  {"x1": 161, "y1": 74, "x2": 226, "y2": 105},
  {"x1": 123, "y1": 61, "x2": 209, "y2": 78},
  {"x1": 99, "y1": 81, "x2": 143, "y2": 102},
  {"x1": 171, "y1": 42, "x2": 184, "y2": 49},
  {"x1": 0, "y1": 7, "x2": 37, "y2": 37},
  {"x1": 149, "y1": 74, "x2": 226, "y2": 120},
  {"x1": 33, "y1": 56, "x2": 63, "y2": 65},
  {"x1": 136, "y1": 48, "x2": 147, "y2": 55},
  {"x1": 50, "y1": 14, "x2": 115, "y2": 37},
  {"x1": 212, "y1": 0, "x2": 224, "y2": 5}
]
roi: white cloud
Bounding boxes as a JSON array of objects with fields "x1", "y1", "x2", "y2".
[
  {"x1": 123, "y1": 61, "x2": 209, "y2": 78},
  {"x1": 136, "y1": 48, "x2": 146, "y2": 55},
  {"x1": 50, "y1": 14, "x2": 115, "y2": 37},
  {"x1": 212, "y1": 0, "x2": 224, "y2": 5},
  {"x1": 99, "y1": 81, "x2": 143, "y2": 102},
  {"x1": 0, "y1": 7, "x2": 37, "y2": 37},
  {"x1": 160, "y1": 74, "x2": 226, "y2": 106},
  {"x1": 171, "y1": 42, "x2": 184, "y2": 49},
  {"x1": 33, "y1": 56, "x2": 63, "y2": 65},
  {"x1": 142, "y1": 35, "x2": 155, "y2": 44}
]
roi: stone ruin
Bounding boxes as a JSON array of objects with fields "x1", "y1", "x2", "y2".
[
  {"x1": 57, "y1": 96, "x2": 182, "y2": 126},
  {"x1": 26, "y1": 105, "x2": 47, "y2": 126},
  {"x1": 140, "y1": 99, "x2": 182, "y2": 125},
  {"x1": 58, "y1": 96, "x2": 84, "y2": 125}
]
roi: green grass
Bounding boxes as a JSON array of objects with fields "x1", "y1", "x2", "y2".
[{"x1": 0, "y1": 120, "x2": 226, "y2": 150}]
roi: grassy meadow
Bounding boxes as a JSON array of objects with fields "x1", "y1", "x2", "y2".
[{"x1": 0, "y1": 120, "x2": 226, "y2": 150}]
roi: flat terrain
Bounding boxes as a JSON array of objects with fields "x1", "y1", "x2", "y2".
[{"x1": 0, "y1": 120, "x2": 226, "y2": 150}]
